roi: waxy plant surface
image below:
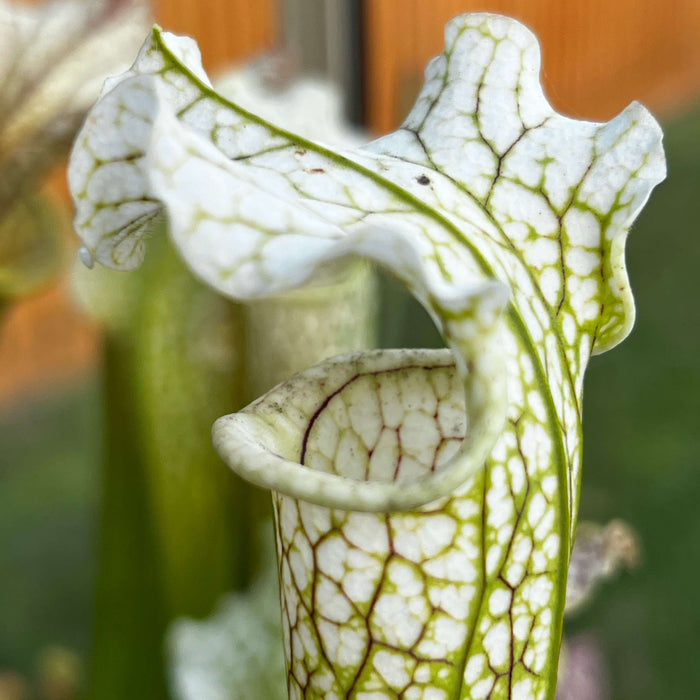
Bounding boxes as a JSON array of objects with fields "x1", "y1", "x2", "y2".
[{"x1": 69, "y1": 13, "x2": 664, "y2": 699}]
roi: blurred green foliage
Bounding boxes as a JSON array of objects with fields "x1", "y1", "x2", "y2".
[
  {"x1": 0, "y1": 382, "x2": 100, "y2": 682},
  {"x1": 569, "y1": 110, "x2": 700, "y2": 699}
]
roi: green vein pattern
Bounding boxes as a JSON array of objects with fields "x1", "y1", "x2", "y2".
[{"x1": 68, "y1": 13, "x2": 665, "y2": 699}]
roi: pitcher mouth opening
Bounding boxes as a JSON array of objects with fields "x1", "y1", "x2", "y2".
[
  {"x1": 213, "y1": 348, "x2": 503, "y2": 512},
  {"x1": 298, "y1": 352, "x2": 464, "y2": 485}
]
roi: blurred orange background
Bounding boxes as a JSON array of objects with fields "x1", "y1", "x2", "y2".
[{"x1": 0, "y1": 0, "x2": 698, "y2": 406}]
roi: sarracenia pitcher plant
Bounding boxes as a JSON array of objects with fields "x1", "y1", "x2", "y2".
[{"x1": 68, "y1": 13, "x2": 665, "y2": 699}]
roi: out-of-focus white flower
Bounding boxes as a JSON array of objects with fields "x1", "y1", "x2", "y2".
[
  {"x1": 566, "y1": 519, "x2": 640, "y2": 615},
  {"x1": 168, "y1": 534, "x2": 286, "y2": 700},
  {"x1": 0, "y1": 0, "x2": 148, "y2": 300},
  {"x1": 0, "y1": 0, "x2": 148, "y2": 186}
]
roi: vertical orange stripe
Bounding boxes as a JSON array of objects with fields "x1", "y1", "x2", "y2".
[
  {"x1": 363, "y1": 0, "x2": 700, "y2": 132},
  {"x1": 154, "y1": 0, "x2": 276, "y2": 71},
  {"x1": 363, "y1": 1, "x2": 398, "y2": 133}
]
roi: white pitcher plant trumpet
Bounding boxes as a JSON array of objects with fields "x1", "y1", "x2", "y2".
[{"x1": 68, "y1": 13, "x2": 665, "y2": 698}]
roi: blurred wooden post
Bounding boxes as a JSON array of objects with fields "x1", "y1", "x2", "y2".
[
  {"x1": 280, "y1": 0, "x2": 361, "y2": 120},
  {"x1": 152, "y1": 0, "x2": 277, "y2": 71},
  {"x1": 362, "y1": 0, "x2": 700, "y2": 134}
]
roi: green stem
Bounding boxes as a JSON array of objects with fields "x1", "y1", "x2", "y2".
[
  {"x1": 86, "y1": 232, "x2": 246, "y2": 695},
  {"x1": 88, "y1": 334, "x2": 168, "y2": 699},
  {"x1": 87, "y1": 242, "x2": 377, "y2": 693},
  {"x1": 243, "y1": 260, "x2": 377, "y2": 398},
  {"x1": 238, "y1": 260, "x2": 378, "y2": 574},
  {"x1": 133, "y1": 235, "x2": 248, "y2": 609}
]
